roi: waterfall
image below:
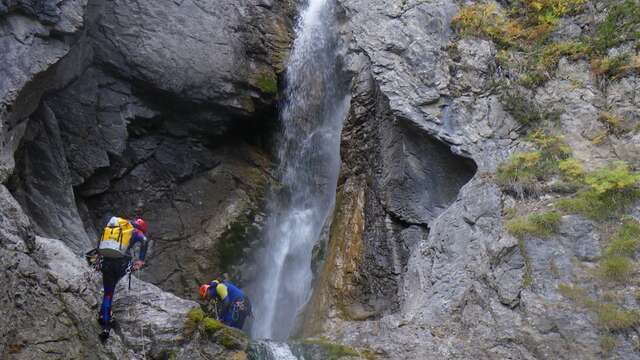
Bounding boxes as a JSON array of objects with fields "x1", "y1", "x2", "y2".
[{"x1": 247, "y1": 0, "x2": 349, "y2": 340}]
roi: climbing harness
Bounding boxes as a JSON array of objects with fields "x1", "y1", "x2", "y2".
[
  {"x1": 85, "y1": 248, "x2": 103, "y2": 272},
  {"x1": 205, "y1": 298, "x2": 220, "y2": 320}
]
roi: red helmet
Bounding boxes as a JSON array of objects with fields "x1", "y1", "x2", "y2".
[
  {"x1": 199, "y1": 284, "x2": 211, "y2": 299},
  {"x1": 134, "y1": 218, "x2": 148, "y2": 234}
]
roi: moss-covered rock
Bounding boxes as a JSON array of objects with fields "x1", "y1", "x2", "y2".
[
  {"x1": 291, "y1": 338, "x2": 377, "y2": 360},
  {"x1": 251, "y1": 70, "x2": 279, "y2": 95}
]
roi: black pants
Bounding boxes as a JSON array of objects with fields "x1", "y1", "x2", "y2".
[{"x1": 99, "y1": 257, "x2": 130, "y2": 329}]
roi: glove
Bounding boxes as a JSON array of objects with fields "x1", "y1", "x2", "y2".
[{"x1": 132, "y1": 260, "x2": 145, "y2": 271}]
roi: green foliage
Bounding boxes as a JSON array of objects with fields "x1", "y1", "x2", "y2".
[
  {"x1": 537, "y1": 40, "x2": 591, "y2": 73},
  {"x1": 604, "y1": 220, "x2": 640, "y2": 257},
  {"x1": 500, "y1": 90, "x2": 555, "y2": 126},
  {"x1": 598, "y1": 111, "x2": 630, "y2": 136},
  {"x1": 529, "y1": 130, "x2": 571, "y2": 168},
  {"x1": 451, "y1": 4, "x2": 524, "y2": 48},
  {"x1": 558, "y1": 158, "x2": 584, "y2": 181},
  {"x1": 600, "y1": 335, "x2": 617, "y2": 354},
  {"x1": 593, "y1": 302, "x2": 640, "y2": 331},
  {"x1": 218, "y1": 327, "x2": 247, "y2": 350},
  {"x1": 599, "y1": 256, "x2": 633, "y2": 281},
  {"x1": 507, "y1": 211, "x2": 562, "y2": 239},
  {"x1": 496, "y1": 131, "x2": 570, "y2": 195},
  {"x1": 496, "y1": 151, "x2": 542, "y2": 195},
  {"x1": 518, "y1": 237, "x2": 534, "y2": 287},
  {"x1": 184, "y1": 308, "x2": 206, "y2": 336},
  {"x1": 202, "y1": 317, "x2": 224, "y2": 334},
  {"x1": 592, "y1": 0, "x2": 640, "y2": 54},
  {"x1": 557, "y1": 162, "x2": 640, "y2": 220},
  {"x1": 591, "y1": 54, "x2": 638, "y2": 79},
  {"x1": 585, "y1": 162, "x2": 640, "y2": 195},
  {"x1": 558, "y1": 283, "x2": 640, "y2": 331}
]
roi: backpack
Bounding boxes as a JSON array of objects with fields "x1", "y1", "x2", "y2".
[{"x1": 98, "y1": 217, "x2": 134, "y2": 258}]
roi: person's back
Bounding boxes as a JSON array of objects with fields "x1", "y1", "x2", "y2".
[{"x1": 222, "y1": 280, "x2": 245, "y2": 303}]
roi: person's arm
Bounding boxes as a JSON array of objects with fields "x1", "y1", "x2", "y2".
[{"x1": 131, "y1": 231, "x2": 148, "y2": 270}]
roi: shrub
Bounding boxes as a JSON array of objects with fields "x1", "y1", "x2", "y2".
[
  {"x1": 591, "y1": 54, "x2": 636, "y2": 79},
  {"x1": 507, "y1": 211, "x2": 562, "y2": 239},
  {"x1": 604, "y1": 220, "x2": 640, "y2": 257},
  {"x1": 558, "y1": 283, "x2": 640, "y2": 332},
  {"x1": 591, "y1": 0, "x2": 640, "y2": 54},
  {"x1": 451, "y1": 4, "x2": 524, "y2": 48},
  {"x1": 599, "y1": 256, "x2": 634, "y2": 282},
  {"x1": 557, "y1": 162, "x2": 640, "y2": 220},
  {"x1": 585, "y1": 162, "x2": 640, "y2": 195},
  {"x1": 529, "y1": 130, "x2": 571, "y2": 159},
  {"x1": 592, "y1": 302, "x2": 640, "y2": 331},
  {"x1": 496, "y1": 131, "x2": 571, "y2": 195},
  {"x1": 538, "y1": 41, "x2": 591, "y2": 73},
  {"x1": 600, "y1": 335, "x2": 616, "y2": 354},
  {"x1": 598, "y1": 111, "x2": 627, "y2": 136},
  {"x1": 558, "y1": 158, "x2": 584, "y2": 181},
  {"x1": 500, "y1": 91, "x2": 556, "y2": 126},
  {"x1": 496, "y1": 151, "x2": 542, "y2": 195}
]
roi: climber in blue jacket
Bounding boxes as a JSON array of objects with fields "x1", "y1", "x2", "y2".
[{"x1": 199, "y1": 279, "x2": 252, "y2": 330}]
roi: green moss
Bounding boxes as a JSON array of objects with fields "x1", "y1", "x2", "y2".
[
  {"x1": 158, "y1": 349, "x2": 179, "y2": 360},
  {"x1": 184, "y1": 308, "x2": 206, "y2": 336},
  {"x1": 254, "y1": 72, "x2": 278, "y2": 94},
  {"x1": 507, "y1": 211, "x2": 561, "y2": 239},
  {"x1": 202, "y1": 317, "x2": 224, "y2": 334},
  {"x1": 217, "y1": 327, "x2": 248, "y2": 350}
]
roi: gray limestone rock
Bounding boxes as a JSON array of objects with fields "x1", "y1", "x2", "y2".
[
  {"x1": 90, "y1": 0, "x2": 293, "y2": 114},
  {"x1": 9, "y1": 103, "x2": 91, "y2": 253}
]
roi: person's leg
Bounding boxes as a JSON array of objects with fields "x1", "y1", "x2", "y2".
[
  {"x1": 99, "y1": 260, "x2": 118, "y2": 329},
  {"x1": 234, "y1": 298, "x2": 250, "y2": 330},
  {"x1": 99, "y1": 258, "x2": 128, "y2": 329}
]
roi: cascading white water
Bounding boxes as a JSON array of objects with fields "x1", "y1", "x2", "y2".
[{"x1": 247, "y1": 0, "x2": 349, "y2": 341}]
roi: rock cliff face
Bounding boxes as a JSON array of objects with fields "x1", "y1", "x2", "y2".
[
  {"x1": 1, "y1": 0, "x2": 292, "y2": 358},
  {"x1": 302, "y1": 0, "x2": 640, "y2": 359}
]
